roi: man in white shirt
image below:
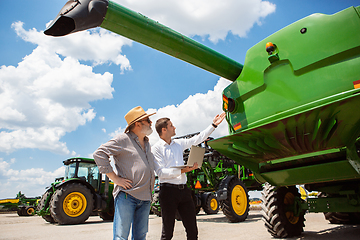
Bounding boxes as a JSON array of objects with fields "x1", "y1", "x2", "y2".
[{"x1": 152, "y1": 113, "x2": 225, "y2": 240}]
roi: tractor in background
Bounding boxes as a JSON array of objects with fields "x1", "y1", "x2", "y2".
[
  {"x1": 151, "y1": 133, "x2": 262, "y2": 223},
  {"x1": 0, "y1": 191, "x2": 40, "y2": 216},
  {"x1": 37, "y1": 157, "x2": 114, "y2": 224}
]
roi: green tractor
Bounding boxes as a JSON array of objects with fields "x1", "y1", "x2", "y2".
[
  {"x1": 151, "y1": 133, "x2": 262, "y2": 223},
  {"x1": 45, "y1": 0, "x2": 360, "y2": 237},
  {"x1": 37, "y1": 157, "x2": 114, "y2": 224},
  {"x1": 186, "y1": 136, "x2": 262, "y2": 222},
  {"x1": 0, "y1": 191, "x2": 40, "y2": 216}
]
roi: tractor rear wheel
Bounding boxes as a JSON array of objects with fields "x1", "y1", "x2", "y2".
[
  {"x1": 37, "y1": 190, "x2": 56, "y2": 223},
  {"x1": 50, "y1": 183, "x2": 94, "y2": 225},
  {"x1": 201, "y1": 193, "x2": 219, "y2": 215},
  {"x1": 222, "y1": 178, "x2": 249, "y2": 222},
  {"x1": 261, "y1": 183, "x2": 305, "y2": 238}
]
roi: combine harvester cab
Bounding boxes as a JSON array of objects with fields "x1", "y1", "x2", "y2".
[{"x1": 45, "y1": 1, "x2": 360, "y2": 237}]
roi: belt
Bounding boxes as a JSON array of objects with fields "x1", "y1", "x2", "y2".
[{"x1": 160, "y1": 183, "x2": 187, "y2": 189}]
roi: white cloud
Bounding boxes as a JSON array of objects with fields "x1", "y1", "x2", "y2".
[
  {"x1": 0, "y1": 158, "x2": 65, "y2": 199},
  {"x1": 110, "y1": 127, "x2": 126, "y2": 138},
  {"x1": 109, "y1": 78, "x2": 231, "y2": 144},
  {"x1": 115, "y1": 0, "x2": 276, "y2": 43},
  {"x1": 1, "y1": 0, "x2": 275, "y2": 156},
  {"x1": 12, "y1": 21, "x2": 133, "y2": 73},
  {"x1": 0, "y1": 23, "x2": 117, "y2": 154},
  {"x1": 99, "y1": 116, "x2": 105, "y2": 121}
]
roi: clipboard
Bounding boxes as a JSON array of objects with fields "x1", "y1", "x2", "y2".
[{"x1": 171, "y1": 145, "x2": 205, "y2": 168}]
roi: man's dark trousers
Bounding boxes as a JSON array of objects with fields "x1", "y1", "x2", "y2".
[{"x1": 159, "y1": 184, "x2": 198, "y2": 240}]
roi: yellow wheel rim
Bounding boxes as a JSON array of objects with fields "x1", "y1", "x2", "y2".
[
  {"x1": 26, "y1": 207, "x2": 34, "y2": 215},
  {"x1": 210, "y1": 198, "x2": 218, "y2": 211},
  {"x1": 284, "y1": 192, "x2": 299, "y2": 224},
  {"x1": 231, "y1": 185, "x2": 247, "y2": 216},
  {"x1": 63, "y1": 192, "x2": 87, "y2": 217}
]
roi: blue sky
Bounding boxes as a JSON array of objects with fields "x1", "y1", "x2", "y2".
[{"x1": 0, "y1": 0, "x2": 359, "y2": 199}]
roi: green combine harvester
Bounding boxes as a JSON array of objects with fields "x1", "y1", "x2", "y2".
[{"x1": 45, "y1": 0, "x2": 360, "y2": 237}]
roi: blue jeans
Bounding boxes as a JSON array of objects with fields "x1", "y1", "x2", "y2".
[{"x1": 113, "y1": 192, "x2": 151, "y2": 240}]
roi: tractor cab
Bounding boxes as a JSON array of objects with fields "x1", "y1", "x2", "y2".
[{"x1": 63, "y1": 158, "x2": 100, "y2": 192}]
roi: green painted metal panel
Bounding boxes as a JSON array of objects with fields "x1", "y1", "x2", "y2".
[
  {"x1": 210, "y1": 94, "x2": 360, "y2": 162},
  {"x1": 100, "y1": 1, "x2": 243, "y2": 81},
  {"x1": 261, "y1": 160, "x2": 360, "y2": 186},
  {"x1": 209, "y1": 6, "x2": 360, "y2": 186}
]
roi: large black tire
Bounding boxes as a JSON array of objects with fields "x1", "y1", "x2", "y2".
[
  {"x1": 201, "y1": 193, "x2": 219, "y2": 215},
  {"x1": 222, "y1": 178, "x2": 249, "y2": 222},
  {"x1": 261, "y1": 183, "x2": 305, "y2": 238},
  {"x1": 17, "y1": 207, "x2": 25, "y2": 216},
  {"x1": 324, "y1": 212, "x2": 360, "y2": 224},
  {"x1": 99, "y1": 211, "x2": 114, "y2": 221},
  {"x1": 37, "y1": 190, "x2": 56, "y2": 223},
  {"x1": 99, "y1": 198, "x2": 114, "y2": 221},
  {"x1": 50, "y1": 183, "x2": 94, "y2": 225},
  {"x1": 319, "y1": 193, "x2": 360, "y2": 224}
]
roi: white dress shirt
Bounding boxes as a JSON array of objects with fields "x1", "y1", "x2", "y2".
[{"x1": 152, "y1": 125, "x2": 215, "y2": 185}]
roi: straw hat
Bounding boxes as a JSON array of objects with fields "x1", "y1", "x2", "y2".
[{"x1": 124, "y1": 106, "x2": 156, "y2": 132}]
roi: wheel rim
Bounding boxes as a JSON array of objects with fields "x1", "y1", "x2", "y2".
[
  {"x1": 284, "y1": 192, "x2": 299, "y2": 224},
  {"x1": 210, "y1": 198, "x2": 218, "y2": 211},
  {"x1": 231, "y1": 185, "x2": 247, "y2": 215},
  {"x1": 63, "y1": 192, "x2": 87, "y2": 217},
  {"x1": 27, "y1": 207, "x2": 34, "y2": 215}
]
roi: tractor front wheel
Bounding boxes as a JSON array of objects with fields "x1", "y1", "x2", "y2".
[
  {"x1": 201, "y1": 193, "x2": 219, "y2": 215},
  {"x1": 24, "y1": 206, "x2": 35, "y2": 216},
  {"x1": 17, "y1": 207, "x2": 25, "y2": 216},
  {"x1": 222, "y1": 178, "x2": 249, "y2": 222},
  {"x1": 99, "y1": 198, "x2": 114, "y2": 221},
  {"x1": 99, "y1": 211, "x2": 114, "y2": 221},
  {"x1": 50, "y1": 183, "x2": 94, "y2": 225},
  {"x1": 261, "y1": 183, "x2": 305, "y2": 238}
]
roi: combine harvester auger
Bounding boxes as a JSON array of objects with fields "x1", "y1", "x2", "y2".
[{"x1": 45, "y1": 1, "x2": 360, "y2": 237}]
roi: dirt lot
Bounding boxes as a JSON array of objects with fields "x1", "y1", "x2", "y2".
[{"x1": 1, "y1": 210, "x2": 359, "y2": 240}]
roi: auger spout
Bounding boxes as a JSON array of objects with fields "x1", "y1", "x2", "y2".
[
  {"x1": 44, "y1": 0, "x2": 109, "y2": 36},
  {"x1": 44, "y1": 0, "x2": 243, "y2": 81}
]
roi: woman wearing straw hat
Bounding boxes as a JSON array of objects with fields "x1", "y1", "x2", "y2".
[{"x1": 93, "y1": 106, "x2": 156, "y2": 240}]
